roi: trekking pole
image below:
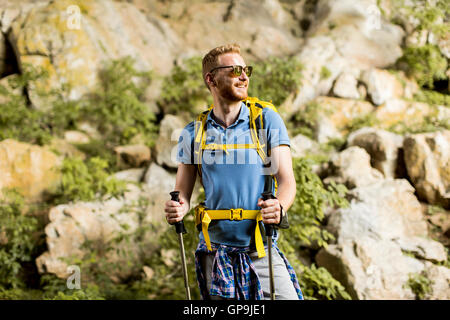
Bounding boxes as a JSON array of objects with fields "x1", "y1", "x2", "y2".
[
  {"x1": 169, "y1": 191, "x2": 191, "y2": 300},
  {"x1": 261, "y1": 175, "x2": 276, "y2": 300}
]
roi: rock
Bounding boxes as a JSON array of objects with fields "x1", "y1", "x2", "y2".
[
  {"x1": 113, "y1": 168, "x2": 145, "y2": 183},
  {"x1": 36, "y1": 183, "x2": 156, "y2": 280},
  {"x1": 394, "y1": 236, "x2": 447, "y2": 263},
  {"x1": 63, "y1": 130, "x2": 90, "y2": 144},
  {"x1": 347, "y1": 127, "x2": 404, "y2": 179},
  {"x1": 297, "y1": 96, "x2": 375, "y2": 144},
  {"x1": 141, "y1": 265, "x2": 154, "y2": 281},
  {"x1": 361, "y1": 69, "x2": 404, "y2": 105},
  {"x1": 316, "y1": 239, "x2": 423, "y2": 300},
  {"x1": 332, "y1": 72, "x2": 360, "y2": 99},
  {"x1": 8, "y1": 0, "x2": 181, "y2": 110},
  {"x1": 143, "y1": 163, "x2": 177, "y2": 223},
  {"x1": 309, "y1": 0, "x2": 404, "y2": 68},
  {"x1": 160, "y1": 0, "x2": 302, "y2": 61},
  {"x1": 424, "y1": 261, "x2": 450, "y2": 300},
  {"x1": 403, "y1": 130, "x2": 450, "y2": 208},
  {"x1": 291, "y1": 36, "x2": 347, "y2": 113},
  {"x1": 323, "y1": 146, "x2": 384, "y2": 189},
  {"x1": 0, "y1": 139, "x2": 62, "y2": 203},
  {"x1": 290, "y1": 134, "x2": 320, "y2": 158},
  {"x1": 374, "y1": 99, "x2": 435, "y2": 130},
  {"x1": 48, "y1": 137, "x2": 86, "y2": 160},
  {"x1": 316, "y1": 178, "x2": 449, "y2": 299},
  {"x1": 114, "y1": 144, "x2": 151, "y2": 169},
  {"x1": 155, "y1": 114, "x2": 188, "y2": 169},
  {"x1": 143, "y1": 162, "x2": 202, "y2": 222}
]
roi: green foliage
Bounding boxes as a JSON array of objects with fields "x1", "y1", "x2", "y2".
[
  {"x1": 297, "y1": 264, "x2": 352, "y2": 300},
  {"x1": 389, "y1": 0, "x2": 450, "y2": 37},
  {"x1": 138, "y1": 204, "x2": 201, "y2": 300},
  {"x1": 0, "y1": 58, "x2": 158, "y2": 162},
  {"x1": 249, "y1": 56, "x2": 303, "y2": 107},
  {"x1": 51, "y1": 157, "x2": 127, "y2": 204},
  {"x1": 414, "y1": 89, "x2": 450, "y2": 107},
  {"x1": 345, "y1": 113, "x2": 381, "y2": 133},
  {"x1": 47, "y1": 285, "x2": 105, "y2": 300},
  {"x1": 404, "y1": 271, "x2": 434, "y2": 300},
  {"x1": 290, "y1": 101, "x2": 321, "y2": 139},
  {"x1": 284, "y1": 157, "x2": 349, "y2": 249},
  {"x1": 158, "y1": 56, "x2": 212, "y2": 114},
  {"x1": 39, "y1": 274, "x2": 105, "y2": 300},
  {"x1": 0, "y1": 189, "x2": 39, "y2": 289},
  {"x1": 386, "y1": 105, "x2": 449, "y2": 135},
  {"x1": 0, "y1": 65, "x2": 53, "y2": 145},
  {"x1": 397, "y1": 44, "x2": 448, "y2": 89},
  {"x1": 86, "y1": 57, "x2": 158, "y2": 147}
]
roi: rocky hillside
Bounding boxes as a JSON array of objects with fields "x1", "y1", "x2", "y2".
[{"x1": 0, "y1": 0, "x2": 448, "y2": 300}]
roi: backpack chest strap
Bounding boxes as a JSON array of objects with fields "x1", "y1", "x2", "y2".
[{"x1": 195, "y1": 205, "x2": 266, "y2": 258}]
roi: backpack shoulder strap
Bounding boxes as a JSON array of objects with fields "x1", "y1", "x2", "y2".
[
  {"x1": 244, "y1": 97, "x2": 279, "y2": 196},
  {"x1": 192, "y1": 106, "x2": 213, "y2": 182}
]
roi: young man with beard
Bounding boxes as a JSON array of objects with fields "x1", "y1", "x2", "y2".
[{"x1": 164, "y1": 44, "x2": 303, "y2": 300}]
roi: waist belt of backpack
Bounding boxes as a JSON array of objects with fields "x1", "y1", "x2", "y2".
[{"x1": 195, "y1": 204, "x2": 266, "y2": 258}]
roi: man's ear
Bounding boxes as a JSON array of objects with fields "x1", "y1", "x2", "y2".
[{"x1": 206, "y1": 74, "x2": 216, "y2": 87}]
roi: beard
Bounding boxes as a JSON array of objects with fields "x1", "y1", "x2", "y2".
[{"x1": 217, "y1": 80, "x2": 248, "y2": 102}]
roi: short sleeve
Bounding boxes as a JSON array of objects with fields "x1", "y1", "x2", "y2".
[
  {"x1": 263, "y1": 108, "x2": 291, "y2": 149},
  {"x1": 176, "y1": 121, "x2": 195, "y2": 164}
]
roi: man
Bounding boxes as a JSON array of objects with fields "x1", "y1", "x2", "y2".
[{"x1": 164, "y1": 44, "x2": 303, "y2": 300}]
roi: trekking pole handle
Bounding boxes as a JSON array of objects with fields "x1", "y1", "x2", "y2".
[
  {"x1": 261, "y1": 191, "x2": 275, "y2": 237},
  {"x1": 170, "y1": 191, "x2": 187, "y2": 234}
]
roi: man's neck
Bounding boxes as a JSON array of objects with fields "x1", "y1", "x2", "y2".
[{"x1": 211, "y1": 96, "x2": 243, "y2": 129}]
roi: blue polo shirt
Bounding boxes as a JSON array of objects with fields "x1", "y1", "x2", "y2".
[{"x1": 176, "y1": 101, "x2": 290, "y2": 247}]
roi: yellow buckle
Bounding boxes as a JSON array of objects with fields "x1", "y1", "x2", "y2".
[{"x1": 230, "y1": 208, "x2": 243, "y2": 221}]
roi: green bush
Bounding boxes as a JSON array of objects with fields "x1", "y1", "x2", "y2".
[
  {"x1": 297, "y1": 264, "x2": 352, "y2": 300},
  {"x1": 158, "y1": 56, "x2": 212, "y2": 115},
  {"x1": 290, "y1": 101, "x2": 321, "y2": 140},
  {"x1": 86, "y1": 57, "x2": 158, "y2": 147},
  {"x1": 386, "y1": 0, "x2": 450, "y2": 37},
  {"x1": 0, "y1": 65, "x2": 53, "y2": 145},
  {"x1": 0, "y1": 189, "x2": 39, "y2": 289},
  {"x1": 414, "y1": 89, "x2": 450, "y2": 107},
  {"x1": 51, "y1": 156, "x2": 128, "y2": 204},
  {"x1": 396, "y1": 44, "x2": 448, "y2": 89},
  {"x1": 249, "y1": 56, "x2": 303, "y2": 107}
]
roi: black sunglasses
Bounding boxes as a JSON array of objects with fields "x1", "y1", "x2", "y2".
[{"x1": 209, "y1": 65, "x2": 253, "y2": 77}]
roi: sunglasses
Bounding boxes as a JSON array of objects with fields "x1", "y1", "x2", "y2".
[{"x1": 209, "y1": 65, "x2": 253, "y2": 77}]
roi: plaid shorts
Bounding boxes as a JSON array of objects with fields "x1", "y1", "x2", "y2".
[{"x1": 195, "y1": 239, "x2": 304, "y2": 300}]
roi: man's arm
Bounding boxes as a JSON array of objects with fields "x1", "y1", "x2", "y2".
[
  {"x1": 165, "y1": 163, "x2": 197, "y2": 224},
  {"x1": 258, "y1": 145, "x2": 296, "y2": 225},
  {"x1": 272, "y1": 145, "x2": 296, "y2": 212}
]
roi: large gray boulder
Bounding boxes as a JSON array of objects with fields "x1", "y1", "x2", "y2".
[
  {"x1": 316, "y1": 179, "x2": 448, "y2": 299},
  {"x1": 347, "y1": 127, "x2": 404, "y2": 179},
  {"x1": 403, "y1": 130, "x2": 450, "y2": 209}
]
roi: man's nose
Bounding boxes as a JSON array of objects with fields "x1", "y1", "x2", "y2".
[{"x1": 239, "y1": 70, "x2": 249, "y2": 82}]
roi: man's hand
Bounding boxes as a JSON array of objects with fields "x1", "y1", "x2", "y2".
[
  {"x1": 165, "y1": 198, "x2": 189, "y2": 224},
  {"x1": 257, "y1": 197, "x2": 281, "y2": 225}
]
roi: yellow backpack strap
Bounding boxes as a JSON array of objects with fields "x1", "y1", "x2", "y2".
[
  {"x1": 245, "y1": 97, "x2": 279, "y2": 196},
  {"x1": 193, "y1": 107, "x2": 212, "y2": 182}
]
